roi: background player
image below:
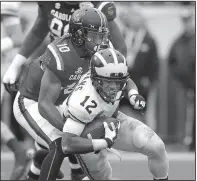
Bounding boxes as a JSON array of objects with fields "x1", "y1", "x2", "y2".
[
  {"x1": 3, "y1": 2, "x2": 127, "y2": 179},
  {"x1": 1, "y1": 2, "x2": 31, "y2": 179},
  {"x1": 4, "y1": 1, "x2": 126, "y2": 87}
]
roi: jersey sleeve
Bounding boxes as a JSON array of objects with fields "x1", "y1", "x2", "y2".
[
  {"x1": 93, "y1": 1, "x2": 116, "y2": 21},
  {"x1": 41, "y1": 41, "x2": 67, "y2": 81}
]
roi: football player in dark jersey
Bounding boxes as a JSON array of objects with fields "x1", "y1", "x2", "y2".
[
  {"x1": 13, "y1": 8, "x2": 110, "y2": 180},
  {"x1": 3, "y1": 1, "x2": 126, "y2": 180},
  {"x1": 3, "y1": 1, "x2": 126, "y2": 86}
]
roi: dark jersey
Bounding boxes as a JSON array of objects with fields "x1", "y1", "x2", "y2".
[
  {"x1": 37, "y1": 1, "x2": 116, "y2": 41},
  {"x1": 19, "y1": 34, "x2": 89, "y2": 105}
]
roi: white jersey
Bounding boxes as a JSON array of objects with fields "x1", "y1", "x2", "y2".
[{"x1": 64, "y1": 72, "x2": 120, "y2": 123}]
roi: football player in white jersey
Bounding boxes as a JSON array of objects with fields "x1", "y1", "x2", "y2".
[
  {"x1": 60, "y1": 48, "x2": 169, "y2": 180},
  {"x1": 1, "y1": 2, "x2": 31, "y2": 179}
]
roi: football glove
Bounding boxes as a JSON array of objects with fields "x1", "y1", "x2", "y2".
[
  {"x1": 129, "y1": 94, "x2": 146, "y2": 111},
  {"x1": 103, "y1": 121, "x2": 120, "y2": 148},
  {"x1": 3, "y1": 54, "x2": 26, "y2": 84},
  {"x1": 3, "y1": 54, "x2": 26, "y2": 94},
  {"x1": 3, "y1": 83, "x2": 19, "y2": 95}
]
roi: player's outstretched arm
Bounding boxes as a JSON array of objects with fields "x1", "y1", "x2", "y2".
[
  {"x1": 38, "y1": 67, "x2": 64, "y2": 131},
  {"x1": 3, "y1": 5, "x2": 49, "y2": 85}
]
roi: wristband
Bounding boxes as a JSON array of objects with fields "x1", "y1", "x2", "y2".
[
  {"x1": 92, "y1": 139, "x2": 108, "y2": 152},
  {"x1": 104, "y1": 138, "x2": 113, "y2": 148},
  {"x1": 128, "y1": 89, "x2": 138, "y2": 98},
  {"x1": 12, "y1": 54, "x2": 27, "y2": 68}
]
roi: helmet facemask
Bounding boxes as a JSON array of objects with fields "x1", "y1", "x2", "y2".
[
  {"x1": 92, "y1": 75, "x2": 128, "y2": 103},
  {"x1": 81, "y1": 27, "x2": 110, "y2": 55},
  {"x1": 90, "y1": 48, "x2": 129, "y2": 103}
]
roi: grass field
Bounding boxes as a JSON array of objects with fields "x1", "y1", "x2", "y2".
[{"x1": 1, "y1": 151, "x2": 195, "y2": 180}]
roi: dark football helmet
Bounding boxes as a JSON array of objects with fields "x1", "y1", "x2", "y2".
[{"x1": 69, "y1": 7, "x2": 110, "y2": 54}]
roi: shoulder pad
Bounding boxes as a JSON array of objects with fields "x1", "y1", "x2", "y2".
[
  {"x1": 45, "y1": 36, "x2": 71, "y2": 70},
  {"x1": 1, "y1": 2, "x2": 21, "y2": 16},
  {"x1": 94, "y1": 1, "x2": 116, "y2": 21}
]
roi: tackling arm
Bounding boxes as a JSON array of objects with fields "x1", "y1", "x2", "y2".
[
  {"x1": 38, "y1": 67, "x2": 64, "y2": 131},
  {"x1": 62, "y1": 118, "x2": 109, "y2": 154}
]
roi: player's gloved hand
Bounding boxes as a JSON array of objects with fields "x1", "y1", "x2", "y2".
[
  {"x1": 3, "y1": 82, "x2": 19, "y2": 95},
  {"x1": 103, "y1": 121, "x2": 120, "y2": 148},
  {"x1": 129, "y1": 94, "x2": 146, "y2": 111},
  {"x1": 3, "y1": 54, "x2": 26, "y2": 94}
]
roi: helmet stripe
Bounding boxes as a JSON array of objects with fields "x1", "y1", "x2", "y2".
[
  {"x1": 109, "y1": 48, "x2": 118, "y2": 64},
  {"x1": 123, "y1": 55, "x2": 126, "y2": 65},
  {"x1": 109, "y1": 41, "x2": 114, "y2": 48},
  {"x1": 102, "y1": 12, "x2": 107, "y2": 29},
  {"x1": 95, "y1": 52, "x2": 107, "y2": 65},
  {"x1": 94, "y1": 8, "x2": 103, "y2": 29}
]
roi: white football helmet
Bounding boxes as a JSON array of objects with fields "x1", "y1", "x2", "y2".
[{"x1": 90, "y1": 48, "x2": 129, "y2": 103}]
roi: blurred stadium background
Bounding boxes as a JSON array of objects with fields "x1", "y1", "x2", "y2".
[{"x1": 1, "y1": 1, "x2": 196, "y2": 180}]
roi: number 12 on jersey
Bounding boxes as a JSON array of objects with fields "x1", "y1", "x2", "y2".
[{"x1": 80, "y1": 96, "x2": 97, "y2": 114}]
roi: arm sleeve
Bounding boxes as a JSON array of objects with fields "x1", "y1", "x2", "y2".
[
  {"x1": 41, "y1": 42, "x2": 67, "y2": 81},
  {"x1": 18, "y1": 4, "x2": 49, "y2": 58}
]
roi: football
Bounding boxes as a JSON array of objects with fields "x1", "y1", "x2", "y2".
[{"x1": 81, "y1": 116, "x2": 120, "y2": 139}]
